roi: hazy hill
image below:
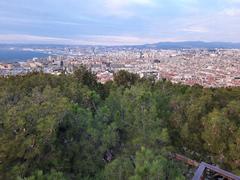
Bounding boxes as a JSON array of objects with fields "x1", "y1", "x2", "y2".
[{"x1": 142, "y1": 41, "x2": 240, "y2": 49}]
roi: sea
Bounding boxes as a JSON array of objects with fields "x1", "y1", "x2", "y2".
[{"x1": 0, "y1": 49, "x2": 49, "y2": 63}]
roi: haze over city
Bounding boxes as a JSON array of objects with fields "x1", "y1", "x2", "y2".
[{"x1": 1, "y1": 0, "x2": 240, "y2": 45}]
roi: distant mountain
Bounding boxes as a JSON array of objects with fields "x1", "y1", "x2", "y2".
[{"x1": 141, "y1": 41, "x2": 240, "y2": 49}]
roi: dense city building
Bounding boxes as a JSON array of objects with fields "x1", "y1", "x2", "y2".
[{"x1": 1, "y1": 46, "x2": 240, "y2": 87}]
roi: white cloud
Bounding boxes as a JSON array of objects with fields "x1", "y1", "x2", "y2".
[
  {"x1": 181, "y1": 26, "x2": 208, "y2": 33},
  {"x1": 78, "y1": 35, "x2": 177, "y2": 45},
  {"x1": 226, "y1": 0, "x2": 240, "y2": 3},
  {"x1": 223, "y1": 8, "x2": 240, "y2": 16},
  {"x1": 0, "y1": 17, "x2": 91, "y2": 26},
  {"x1": 102, "y1": 0, "x2": 155, "y2": 17},
  {"x1": 0, "y1": 34, "x2": 72, "y2": 44},
  {"x1": 0, "y1": 34, "x2": 179, "y2": 45},
  {"x1": 104, "y1": 0, "x2": 154, "y2": 8}
]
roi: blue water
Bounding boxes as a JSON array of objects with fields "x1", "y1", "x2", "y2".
[{"x1": 0, "y1": 49, "x2": 49, "y2": 63}]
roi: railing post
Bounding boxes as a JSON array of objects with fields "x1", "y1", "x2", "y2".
[{"x1": 192, "y1": 163, "x2": 206, "y2": 180}]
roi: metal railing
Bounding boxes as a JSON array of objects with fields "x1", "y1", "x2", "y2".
[
  {"x1": 192, "y1": 162, "x2": 240, "y2": 180},
  {"x1": 171, "y1": 153, "x2": 240, "y2": 180}
]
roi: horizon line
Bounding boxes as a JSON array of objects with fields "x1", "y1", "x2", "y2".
[{"x1": 1, "y1": 41, "x2": 240, "y2": 47}]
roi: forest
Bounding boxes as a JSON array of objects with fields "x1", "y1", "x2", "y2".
[{"x1": 0, "y1": 66, "x2": 240, "y2": 179}]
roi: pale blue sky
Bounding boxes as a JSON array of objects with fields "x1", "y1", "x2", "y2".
[{"x1": 0, "y1": 0, "x2": 240, "y2": 45}]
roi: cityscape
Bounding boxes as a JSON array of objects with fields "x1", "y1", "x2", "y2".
[
  {"x1": 1, "y1": 45, "x2": 240, "y2": 87},
  {"x1": 1, "y1": 0, "x2": 240, "y2": 179}
]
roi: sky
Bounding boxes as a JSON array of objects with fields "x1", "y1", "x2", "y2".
[{"x1": 0, "y1": 0, "x2": 240, "y2": 45}]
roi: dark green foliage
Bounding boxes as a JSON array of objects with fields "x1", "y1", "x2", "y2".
[
  {"x1": 17, "y1": 170, "x2": 66, "y2": 180},
  {"x1": 129, "y1": 147, "x2": 184, "y2": 180},
  {"x1": 74, "y1": 66, "x2": 98, "y2": 89},
  {"x1": 0, "y1": 69, "x2": 240, "y2": 179},
  {"x1": 113, "y1": 70, "x2": 140, "y2": 88}
]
